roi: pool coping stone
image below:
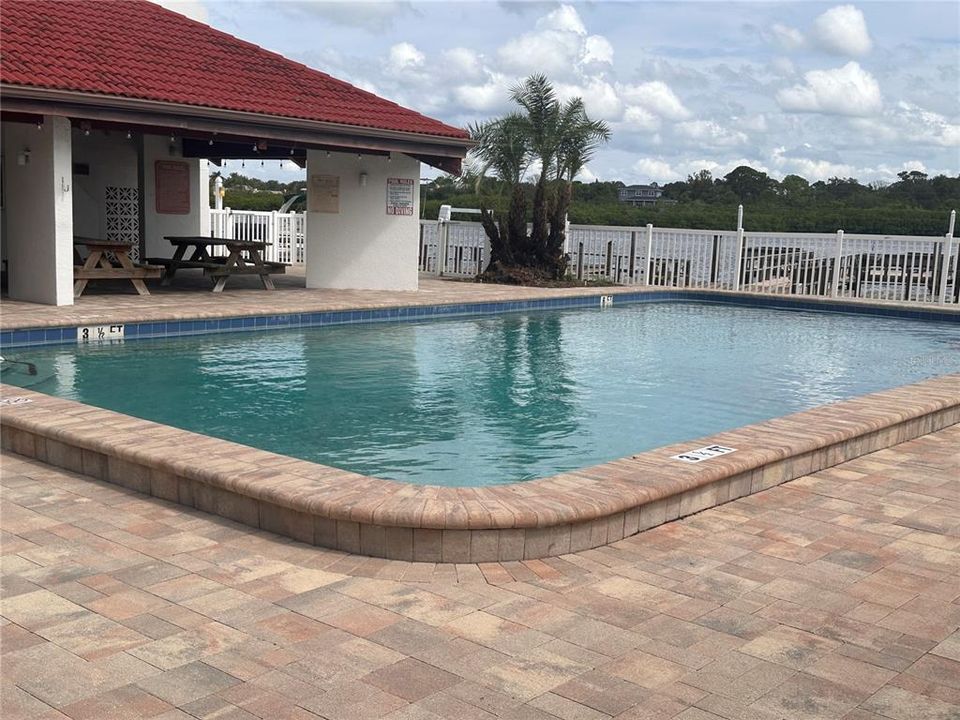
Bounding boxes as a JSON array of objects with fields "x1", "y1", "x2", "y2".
[
  {"x1": 2, "y1": 373, "x2": 957, "y2": 562},
  {"x1": 2, "y1": 286, "x2": 957, "y2": 347}
]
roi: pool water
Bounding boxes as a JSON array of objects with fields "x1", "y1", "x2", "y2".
[{"x1": 4, "y1": 302, "x2": 959, "y2": 486}]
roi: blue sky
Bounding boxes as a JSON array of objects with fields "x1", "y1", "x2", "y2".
[{"x1": 159, "y1": 1, "x2": 959, "y2": 185}]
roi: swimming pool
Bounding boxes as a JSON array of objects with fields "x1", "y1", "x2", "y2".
[{"x1": 4, "y1": 301, "x2": 959, "y2": 486}]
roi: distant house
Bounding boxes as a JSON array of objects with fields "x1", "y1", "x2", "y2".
[{"x1": 618, "y1": 183, "x2": 663, "y2": 207}]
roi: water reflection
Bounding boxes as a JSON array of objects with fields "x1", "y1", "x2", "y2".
[{"x1": 5, "y1": 304, "x2": 959, "y2": 487}]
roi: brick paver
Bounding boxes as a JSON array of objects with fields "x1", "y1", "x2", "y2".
[{"x1": 1, "y1": 426, "x2": 958, "y2": 719}]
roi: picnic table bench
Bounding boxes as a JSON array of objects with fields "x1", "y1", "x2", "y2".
[
  {"x1": 74, "y1": 237, "x2": 163, "y2": 297},
  {"x1": 150, "y1": 237, "x2": 287, "y2": 292}
]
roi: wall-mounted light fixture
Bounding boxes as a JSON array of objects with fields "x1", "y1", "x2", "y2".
[
  {"x1": 359, "y1": 172, "x2": 368, "y2": 187},
  {"x1": 16, "y1": 147, "x2": 31, "y2": 166}
]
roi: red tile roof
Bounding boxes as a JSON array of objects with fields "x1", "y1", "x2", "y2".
[{"x1": 0, "y1": 0, "x2": 469, "y2": 141}]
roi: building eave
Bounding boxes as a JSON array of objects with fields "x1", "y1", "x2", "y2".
[{"x1": 1, "y1": 85, "x2": 473, "y2": 170}]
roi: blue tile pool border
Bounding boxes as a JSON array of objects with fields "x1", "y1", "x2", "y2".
[{"x1": 1, "y1": 290, "x2": 958, "y2": 349}]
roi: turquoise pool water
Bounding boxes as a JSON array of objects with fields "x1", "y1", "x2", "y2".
[{"x1": 4, "y1": 302, "x2": 959, "y2": 486}]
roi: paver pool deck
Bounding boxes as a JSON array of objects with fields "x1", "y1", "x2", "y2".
[
  {"x1": 3, "y1": 273, "x2": 959, "y2": 717},
  {"x1": 2, "y1": 427, "x2": 959, "y2": 720}
]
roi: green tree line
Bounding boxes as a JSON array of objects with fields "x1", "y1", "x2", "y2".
[
  {"x1": 424, "y1": 168, "x2": 959, "y2": 235},
  {"x1": 210, "y1": 172, "x2": 306, "y2": 212},
  {"x1": 214, "y1": 167, "x2": 958, "y2": 236}
]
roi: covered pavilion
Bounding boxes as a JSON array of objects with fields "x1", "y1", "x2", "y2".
[{"x1": 0, "y1": 0, "x2": 471, "y2": 305}]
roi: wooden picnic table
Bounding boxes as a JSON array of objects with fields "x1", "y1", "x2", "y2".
[
  {"x1": 153, "y1": 237, "x2": 286, "y2": 293},
  {"x1": 73, "y1": 237, "x2": 163, "y2": 297}
]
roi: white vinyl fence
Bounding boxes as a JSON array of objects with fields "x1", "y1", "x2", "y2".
[
  {"x1": 209, "y1": 209, "x2": 306, "y2": 265},
  {"x1": 419, "y1": 208, "x2": 958, "y2": 305}
]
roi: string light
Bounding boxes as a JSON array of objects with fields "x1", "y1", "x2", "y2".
[
  {"x1": 36, "y1": 120, "x2": 42, "y2": 130},
  {"x1": 241, "y1": 160, "x2": 245, "y2": 168},
  {"x1": 326, "y1": 151, "x2": 331, "y2": 158},
  {"x1": 126, "y1": 130, "x2": 132, "y2": 139},
  {"x1": 252, "y1": 142, "x2": 258, "y2": 152},
  {"x1": 289, "y1": 147, "x2": 294, "y2": 155},
  {"x1": 170, "y1": 134, "x2": 175, "y2": 143},
  {"x1": 209, "y1": 138, "x2": 214, "y2": 146}
]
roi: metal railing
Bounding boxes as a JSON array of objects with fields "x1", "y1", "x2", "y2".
[
  {"x1": 209, "y1": 208, "x2": 306, "y2": 265},
  {"x1": 418, "y1": 208, "x2": 958, "y2": 305}
]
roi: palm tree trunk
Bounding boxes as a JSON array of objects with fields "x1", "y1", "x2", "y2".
[
  {"x1": 530, "y1": 177, "x2": 549, "y2": 264},
  {"x1": 546, "y1": 181, "x2": 572, "y2": 278}
]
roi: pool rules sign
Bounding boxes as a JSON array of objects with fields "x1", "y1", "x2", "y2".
[{"x1": 386, "y1": 177, "x2": 414, "y2": 216}]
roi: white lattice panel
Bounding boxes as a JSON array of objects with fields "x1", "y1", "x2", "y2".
[{"x1": 105, "y1": 186, "x2": 140, "y2": 261}]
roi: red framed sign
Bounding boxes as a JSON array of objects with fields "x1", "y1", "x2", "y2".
[{"x1": 155, "y1": 161, "x2": 191, "y2": 214}]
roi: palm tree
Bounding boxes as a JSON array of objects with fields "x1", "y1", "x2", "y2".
[
  {"x1": 547, "y1": 98, "x2": 611, "y2": 272},
  {"x1": 470, "y1": 74, "x2": 610, "y2": 280},
  {"x1": 470, "y1": 114, "x2": 532, "y2": 266}
]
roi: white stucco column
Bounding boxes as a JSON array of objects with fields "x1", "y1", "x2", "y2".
[
  {"x1": 304, "y1": 150, "x2": 420, "y2": 291},
  {"x1": 2, "y1": 115, "x2": 74, "y2": 305}
]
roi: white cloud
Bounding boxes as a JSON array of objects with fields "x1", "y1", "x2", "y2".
[
  {"x1": 537, "y1": 4, "x2": 586, "y2": 35},
  {"x1": 453, "y1": 78, "x2": 509, "y2": 112},
  {"x1": 622, "y1": 106, "x2": 661, "y2": 131},
  {"x1": 274, "y1": 0, "x2": 414, "y2": 32},
  {"x1": 498, "y1": 28, "x2": 583, "y2": 75},
  {"x1": 861, "y1": 102, "x2": 960, "y2": 148},
  {"x1": 632, "y1": 158, "x2": 676, "y2": 183},
  {"x1": 619, "y1": 81, "x2": 691, "y2": 120},
  {"x1": 495, "y1": 5, "x2": 614, "y2": 79},
  {"x1": 583, "y1": 35, "x2": 614, "y2": 65},
  {"x1": 677, "y1": 120, "x2": 749, "y2": 147},
  {"x1": 151, "y1": 0, "x2": 208, "y2": 23},
  {"x1": 576, "y1": 166, "x2": 599, "y2": 182},
  {"x1": 556, "y1": 79, "x2": 622, "y2": 120},
  {"x1": 813, "y1": 5, "x2": 873, "y2": 57},
  {"x1": 387, "y1": 42, "x2": 425, "y2": 72},
  {"x1": 630, "y1": 156, "x2": 772, "y2": 184},
  {"x1": 777, "y1": 62, "x2": 882, "y2": 116},
  {"x1": 442, "y1": 48, "x2": 484, "y2": 81},
  {"x1": 770, "y1": 57, "x2": 796, "y2": 77},
  {"x1": 740, "y1": 114, "x2": 768, "y2": 132},
  {"x1": 771, "y1": 147, "x2": 855, "y2": 181},
  {"x1": 771, "y1": 23, "x2": 805, "y2": 51}
]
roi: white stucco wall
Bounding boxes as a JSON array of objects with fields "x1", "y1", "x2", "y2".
[
  {"x1": 305, "y1": 150, "x2": 420, "y2": 291},
  {"x1": 2, "y1": 116, "x2": 74, "y2": 305},
  {"x1": 142, "y1": 134, "x2": 207, "y2": 259},
  {"x1": 70, "y1": 130, "x2": 139, "y2": 239}
]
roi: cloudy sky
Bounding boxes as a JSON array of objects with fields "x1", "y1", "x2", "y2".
[{"x1": 160, "y1": 0, "x2": 959, "y2": 185}]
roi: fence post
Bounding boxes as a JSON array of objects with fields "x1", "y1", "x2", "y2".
[
  {"x1": 269, "y1": 210, "x2": 279, "y2": 263},
  {"x1": 733, "y1": 205, "x2": 744, "y2": 291},
  {"x1": 644, "y1": 223, "x2": 653, "y2": 286},
  {"x1": 938, "y1": 210, "x2": 956, "y2": 305},
  {"x1": 436, "y1": 220, "x2": 448, "y2": 277},
  {"x1": 831, "y1": 229, "x2": 844, "y2": 298}
]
